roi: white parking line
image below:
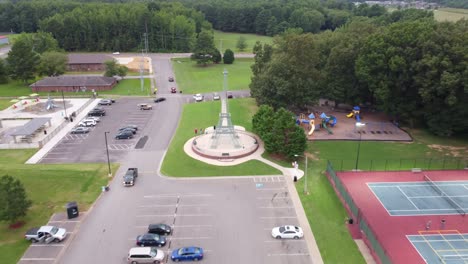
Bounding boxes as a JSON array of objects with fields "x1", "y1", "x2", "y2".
[
  {"x1": 30, "y1": 244, "x2": 65, "y2": 247},
  {"x1": 259, "y1": 206, "x2": 294, "y2": 209},
  {"x1": 267, "y1": 253, "x2": 309, "y2": 256},
  {"x1": 170, "y1": 237, "x2": 212, "y2": 240},
  {"x1": 20, "y1": 258, "x2": 56, "y2": 261}
]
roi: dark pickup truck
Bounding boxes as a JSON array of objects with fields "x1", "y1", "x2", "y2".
[{"x1": 123, "y1": 168, "x2": 138, "y2": 186}]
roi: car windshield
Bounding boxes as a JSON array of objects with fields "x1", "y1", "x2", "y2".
[
  {"x1": 150, "y1": 248, "x2": 157, "y2": 257},
  {"x1": 50, "y1": 227, "x2": 58, "y2": 234},
  {"x1": 178, "y1": 248, "x2": 186, "y2": 255},
  {"x1": 279, "y1": 226, "x2": 286, "y2": 233}
]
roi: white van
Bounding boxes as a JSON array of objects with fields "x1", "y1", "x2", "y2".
[
  {"x1": 78, "y1": 119, "x2": 97, "y2": 127},
  {"x1": 127, "y1": 247, "x2": 164, "y2": 264}
]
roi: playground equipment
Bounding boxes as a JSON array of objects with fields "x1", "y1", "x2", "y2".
[
  {"x1": 45, "y1": 95, "x2": 57, "y2": 111},
  {"x1": 347, "y1": 106, "x2": 361, "y2": 122},
  {"x1": 320, "y1": 112, "x2": 337, "y2": 134},
  {"x1": 296, "y1": 113, "x2": 319, "y2": 136}
]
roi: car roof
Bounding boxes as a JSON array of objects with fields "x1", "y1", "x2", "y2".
[{"x1": 129, "y1": 247, "x2": 152, "y2": 254}]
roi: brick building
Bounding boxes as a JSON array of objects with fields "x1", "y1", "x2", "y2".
[
  {"x1": 30, "y1": 76, "x2": 117, "y2": 92},
  {"x1": 67, "y1": 54, "x2": 113, "y2": 72}
]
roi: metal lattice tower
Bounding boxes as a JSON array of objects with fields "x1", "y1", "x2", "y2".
[{"x1": 210, "y1": 69, "x2": 241, "y2": 149}]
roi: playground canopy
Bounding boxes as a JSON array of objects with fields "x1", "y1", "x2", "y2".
[{"x1": 9, "y1": 117, "x2": 51, "y2": 143}]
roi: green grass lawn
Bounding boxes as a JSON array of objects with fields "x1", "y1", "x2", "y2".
[
  {"x1": 0, "y1": 99, "x2": 13, "y2": 110},
  {"x1": 172, "y1": 58, "x2": 253, "y2": 94},
  {"x1": 98, "y1": 78, "x2": 151, "y2": 96},
  {"x1": 0, "y1": 81, "x2": 33, "y2": 97},
  {"x1": 161, "y1": 98, "x2": 280, "y2": 176},
  {"x1": 434, "y1": 8, "x2": 468, "y2": 22},
  {"x1": 214, "y1": 30, "x2": 273, "y2": 53},
  {"x1": 0, "y1": 149, "x2": 119, "y2": 264}
]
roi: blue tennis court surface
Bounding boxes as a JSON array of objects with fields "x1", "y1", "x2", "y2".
[
  {"x1": 408, "y1": 233, "x2": 468, "y2": 264},
  {"x1": 368, "y1": 181, "x2": 468, "y2": 216}
]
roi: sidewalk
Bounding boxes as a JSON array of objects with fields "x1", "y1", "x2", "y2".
[{"x1": 26, "y1": 99, "x2": 99, "y2": 164}]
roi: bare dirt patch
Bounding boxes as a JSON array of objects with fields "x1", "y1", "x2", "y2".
[{"x1": 427, "y1": 144, "x2": 468, "y2": 157}]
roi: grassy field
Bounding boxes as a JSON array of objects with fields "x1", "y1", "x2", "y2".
[
  {"x1": 172, "y1": 58, "x2": 253, "y2": 94},
  {"x1": 161, "y1": 98, "x2": 280, "y2": 176},
  {"x1": 434, "y1": 8, "x2": 468, "y2": 22},
  {"x1": 0, "y1": 149, "x2": 119, "y2": 264},
  {"x1": 0, "y1": 98, "x2": 13, "y2": 110},
  {"x1": 214, "y1": 30, "x2": 273, "y2": 53},
  {"x1": 98, "y1": 78, "x2": 151, "y2": 96}
]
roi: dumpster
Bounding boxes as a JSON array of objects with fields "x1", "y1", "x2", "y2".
[{"x1": 66, "y1": 201, "x2": 79, "y2": 219}]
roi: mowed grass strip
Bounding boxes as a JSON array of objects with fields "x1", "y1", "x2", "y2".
[
  {"x1": 214, "y1": 30, "x2": 273, "y2": 53},
  {"x1": 172, "y1": 58, "x2": 253, "y2": 94},
  {"x1": 161, "y1": 98, "x2": 280, "y2": 176},
  {"x1": 0, "y1": 149, "x2": 118, "y2": 264}
]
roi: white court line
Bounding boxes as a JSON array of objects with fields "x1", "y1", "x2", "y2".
[
  {"x1": 412, "y1": 239, "x2": 468, "y2": 243},
  {"x1": 267, "y1": 253, "x2": 309, "y2": 256},
  {"x1": 397, "y1": 186, "x2": 420, "y2": 210},
  {"x1": 406, "y1": 195, "x2": 468, "y2": 198},
  {"x1": 390, "y1": 208, "x2": 465, "y2": 212}
]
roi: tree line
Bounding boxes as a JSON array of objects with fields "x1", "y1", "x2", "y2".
[{"x1": 250, "y1": 17, "x2": 468, "y2": 136}]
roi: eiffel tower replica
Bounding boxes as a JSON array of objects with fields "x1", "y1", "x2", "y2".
[{"x1": 210, "y1": 69, "x2": 242, "y2": 149}]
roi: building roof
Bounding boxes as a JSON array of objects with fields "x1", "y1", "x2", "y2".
[
  {"x1": 67, "y1": 53, "x2": 113, "y2": 64},
  {"x1": 31, "y1": 76, "x2": 116, "y2": 87},
  {"x1": 10, "y1": 118, "x2": 51, "y2": 137}
]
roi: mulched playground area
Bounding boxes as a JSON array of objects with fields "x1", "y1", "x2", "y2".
[
  {"x1": 297, "y1": 107, "x2": 412, "y2": 141},
  {"x1": 327, "y1": 168, "x2": 468, "y2": 264}
]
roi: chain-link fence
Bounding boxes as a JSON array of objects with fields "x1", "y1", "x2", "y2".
[
  {"x1": 329, "y1": 157, "x2": 467, "y2": 172},
  {"x1": 326, "y1": 161, "x2": 392, "y2": 264}
]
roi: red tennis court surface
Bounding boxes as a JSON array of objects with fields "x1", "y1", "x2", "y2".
[{"x1": 330, "y1": 170, "x2": 468, "y2": 264}]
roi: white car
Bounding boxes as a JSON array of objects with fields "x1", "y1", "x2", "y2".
[
  {"x1": 193, "y1": 93, "x2": 204, "y2": 102},
  {"x1": 271, "y1": 225, "x2": 304, "y2": 239},
  {"x1": 85, "y1": 116, "x2": 100, "y2": 123},
  {"x1": 213, "y1": 92, "x2": 220, "y2": 100},
  {"x1": 78, "y1": 120, "x2": 97, "y2": 127}
]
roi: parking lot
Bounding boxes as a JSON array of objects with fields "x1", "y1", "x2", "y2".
[
  {"x1": 120, "y1": 175, "x2": 310, "y2": 264},
  {"x1": 40, "y1": 98, "x2": 159, "y2": 163}
]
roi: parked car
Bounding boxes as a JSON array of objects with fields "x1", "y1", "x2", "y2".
[
  {"x1": 213, "y1": 92, "x2": 220, "y2": 100},
  {"x1": 71, "y1": 127, "x2": 90, "y2": 134},
  {"x1": 227, "y1": 91, "x2": 233, "y2": 99},
  {"x1": 271, "y1": 225, "x2": 303, "y2": 239},
  {"x1": 127, "y1": 247, "x2": 165, "y2": 264},
  {"x1": 154, "y1": 97, "x2": 166, "y2": 103},
  {"x1": 120, "y1": 128, "x2": 137, "y2": 134},
  {"x1": 78, "y1": 120, "x2": 97, "y2": 127},
  {"x1": 171, "y1": 247, "x2": 204, "y2": 262},
  {"x1": 115, "y1": 131, "x2": 134, "y2": 139},
  {"x1": 139, "y1": 103, "x2": 153, "y2": 110},
  {"x1": 119, "y1": 125, "x2": 138, "y2": 131},
  {"x1": 88, "y1": 109, "x2": 106, "y2": 116},
  {"x1": 148, "y1": 224, "x2": 172, "y2": 235},
  {"x1": 136, "y1": 233, "x2": 166, "y2": 247},
  {"x1": 171, "y1": 87, "x2": 177, "y2": 93},
  {"x1": 98, "y1": 99, "x2": 112, "y2": 105},
  {"x1": 85, "y1": 116, "x2": 100, "y2": 122},
  {"x1": 25, "y1": 226, "x2": 67, "y2": 243},
  {"x1": 168, "y1": 76, "x2": 174, "y2": 82},
  {"x1": 193, "y1": 94, "x2": 204, "y2": 102}
]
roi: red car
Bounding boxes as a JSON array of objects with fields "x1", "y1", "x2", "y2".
[{"x1": 171, "y1": 87, "x2": 177, "y2": 93}]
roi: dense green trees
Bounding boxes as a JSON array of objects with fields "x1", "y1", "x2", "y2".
[
  {"x1": 104, "y1": 60, "x2": 128, "y2": 78},
  {"x1": 0, "y1": 175, "x2": 32, "y2": 224},
  {"x1": 7, "y1": 39, "x2": 40, "y2": 82},
  {"x1": 0, "y1": 58, "x2": 7, "y2": 84},
  {"x1": 250, "y1": 18, "x2": 467, "y2": 136},
  {"x1": 37, "y1": 51, "x2": 68, "y2": 77},
  {"x1": 223, "y1": 49, "x2": 234, "y2": 64},
  {"x1": 252, "y1": 105, "x2": 307, "y2": 159}
]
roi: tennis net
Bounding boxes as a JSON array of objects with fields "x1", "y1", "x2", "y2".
[{"x1": 424, "y1": 174, "x2": 466, "y2": 216}]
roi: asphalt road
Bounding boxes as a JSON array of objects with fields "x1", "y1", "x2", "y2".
[{"x1": 32, "y1": 54, "x2": 311, "y2": 264}]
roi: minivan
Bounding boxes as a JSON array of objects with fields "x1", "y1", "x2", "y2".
[{"x1": 127, "y1": 247, "x2": 164, "y2": 264}]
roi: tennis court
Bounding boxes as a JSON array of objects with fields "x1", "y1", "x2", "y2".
[
  {"x1": 329, "y1": 169, "x2": 468, "y2": 264},
  {"x1": 408, "y1": 232, "x2": 468, "y2": 264},
  {"x1": 368, "y1": 177, "x2": 468, "y2": 216}
]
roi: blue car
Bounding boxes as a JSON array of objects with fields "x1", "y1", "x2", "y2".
[{"x1": 171, "y1": 247, "x2": 203, "y2": 262}]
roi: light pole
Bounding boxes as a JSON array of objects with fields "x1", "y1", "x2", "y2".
[
  {"x1": 61, "y1": 90, "x2": 68, "y2": 120},
  {"x1": 354, "y1": 132, "x2": 362, "y2": 171},
  {"x1": 294, "y1": 154, "x2": 309, "y2": 195},
  {"x1": 104, "y1": 132, "x2": 111, "y2": 176}
]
